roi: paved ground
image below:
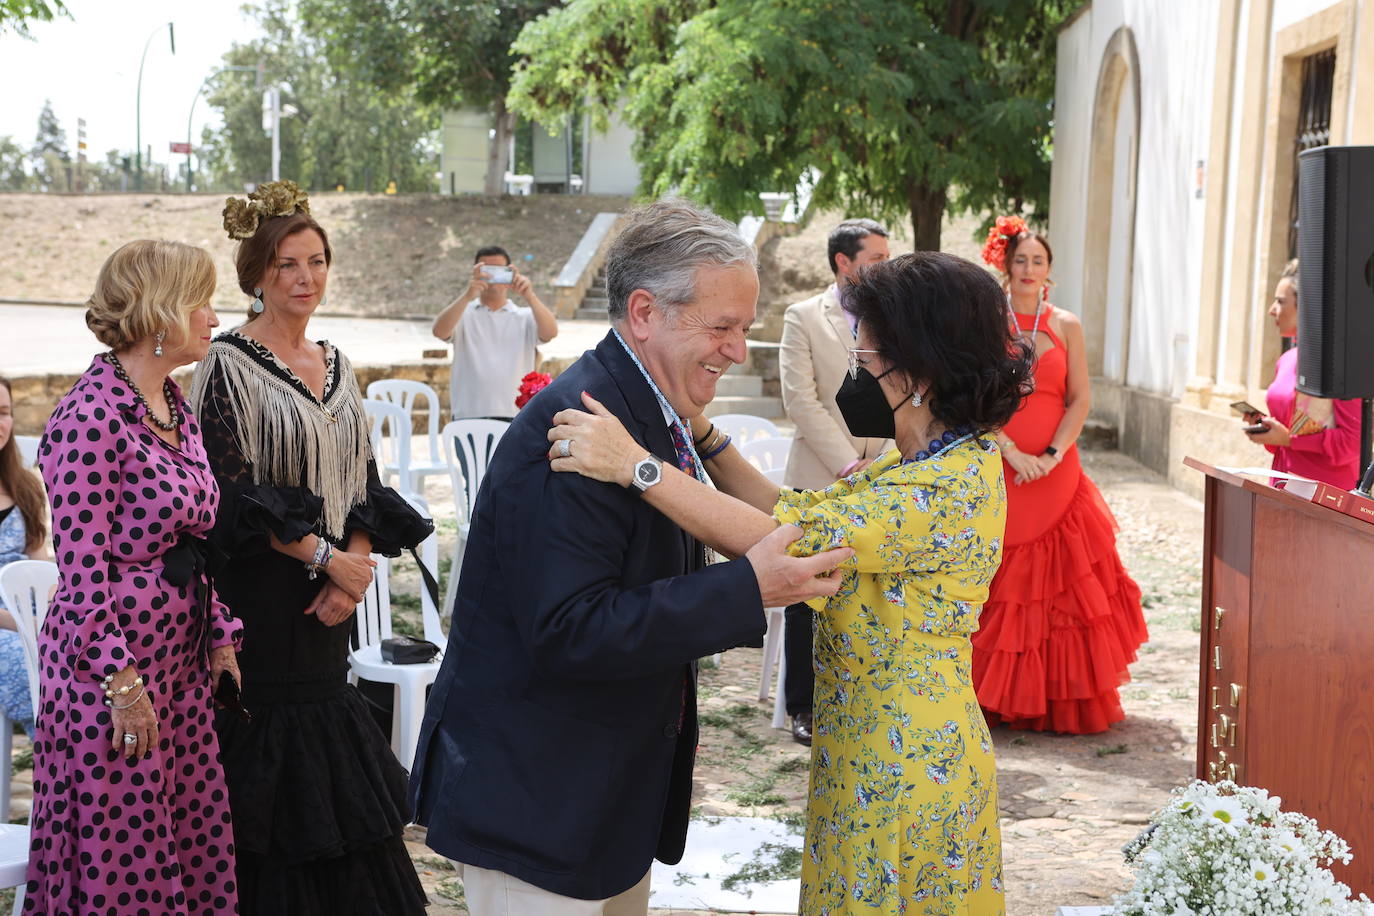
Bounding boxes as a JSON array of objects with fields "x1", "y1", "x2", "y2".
[{"x1": 0, "y1": 303, "x2": 613, "y2": 376}]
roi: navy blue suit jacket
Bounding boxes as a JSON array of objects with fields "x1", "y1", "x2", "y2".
[{"x1": 409, "y1": 332, "x2": 767, "y2": 899}]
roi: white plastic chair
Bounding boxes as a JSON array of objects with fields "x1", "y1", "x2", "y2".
[
  {"x1": 367, "y1": 381, "x2": 447, "y2": 498},
  {"x1": 0, "y1": 560, "x2": 57, "y2": 833},
  {"x1": 440, "y1": 419, "x2": 509, "y2": 616},
  {"x1": 349, "y1": 553, "x2": 442, "y2": 773},
  {"x1": 364, "y1": 400, "x2": 425, "y2": 509},
  {"x1": 0, "y1": 821, "x2": 30, "y2": 913},
  {"x1": 15, "y1": 436, "x2": 39, "y2": 469},
  {"x1": 400, "y1": 494, "x2": 445, "y2": 646},
  {"x1": 758, "y1": 607, "x2": 789, "y2": 729},
  {"x1": 739, "y1": 436, "x2": 793, "y2": 486},
  {"x1": 711, "y1": 414, "x2": 781, "y2": 445}
]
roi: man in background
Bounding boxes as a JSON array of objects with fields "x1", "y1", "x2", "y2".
[
  {"x1": 776, "y1": 217, "x2": 893, "y2": 745},
  {"x1": 432, "y1": 245, "x2": 559, "y2": 419}
]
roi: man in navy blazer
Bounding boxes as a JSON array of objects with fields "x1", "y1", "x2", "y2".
[{"x1": 410, "y1": 199, "x2": 851, "y2": 914}]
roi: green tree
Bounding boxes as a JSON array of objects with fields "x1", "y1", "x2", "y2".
[
  {"x1": 30, "y1": 98, "x2": 70, "y2": 191},
  {"x1": 298, "y1": 0, "x2": 557, "y2": 193},
  {"x1": 197, "y1": 0, "x2": 439, "y2": 193},
  {"x1": 509, "y1": 0, "x2": 1080, "y2": 249},
  {"x1": 0, "y1": 135, "x2": 30, "y2": 189},
  {"x1": 0, "y1": 0, "x2": 67, "y2": 37}
]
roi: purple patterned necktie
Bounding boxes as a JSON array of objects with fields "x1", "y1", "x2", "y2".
[{"x1": 667, "y1": 421, "x2": 696, "y2": 475}]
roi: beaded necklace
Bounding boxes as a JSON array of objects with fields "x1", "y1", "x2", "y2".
[
  {"x1": 1009, "y1": 300, "x2": 1044, "y2": 343},
  {"x1": 902, "y1": 426, "x2": 976, "y2": 463},
  {"x1": 104, "y1": 352, "x2": 180, "y2": 432}
]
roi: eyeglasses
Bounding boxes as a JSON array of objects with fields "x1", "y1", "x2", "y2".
[{"x1": 846, "y1": 348, "x2": 882, "y2": 380}]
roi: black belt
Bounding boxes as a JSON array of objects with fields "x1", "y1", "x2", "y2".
[{"x1": 160, "y1": 534, "x2": 226, "y2": 664}]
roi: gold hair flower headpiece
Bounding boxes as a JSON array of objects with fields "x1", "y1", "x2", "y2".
[{"x1": 222, "y1": 180, "x2": 312, "y2": 240}]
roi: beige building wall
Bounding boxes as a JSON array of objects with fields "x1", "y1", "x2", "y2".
[{"x1": 1051, "y1": 0, "x2": 1371, "y2": 499}]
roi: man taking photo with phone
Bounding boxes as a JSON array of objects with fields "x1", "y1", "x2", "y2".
[{"x1": 433, "y1": 245, "x2": 559, "y2": 419}]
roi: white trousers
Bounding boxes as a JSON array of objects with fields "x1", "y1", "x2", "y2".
[{"x1": 459, "y1": 863, "x2": 652, "y2": 916}]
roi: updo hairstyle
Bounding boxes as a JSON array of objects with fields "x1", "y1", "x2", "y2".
[
  {"x1": 234, "y1": 212, "x2": 333, "y2": 320},
  {"x1": 84, "y1": 239, "x2": 217, "y2": 350}
]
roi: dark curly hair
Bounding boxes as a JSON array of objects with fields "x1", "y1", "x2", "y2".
[{"x1": 848, "y1": 251, "x2": 1034, "y2": 432}]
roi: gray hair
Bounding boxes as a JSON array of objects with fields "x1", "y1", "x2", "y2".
[{"x1": 605, "y1": 198, "x2": 757, "y2": 321}]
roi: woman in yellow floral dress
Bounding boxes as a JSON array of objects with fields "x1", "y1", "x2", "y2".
[{"x1": 546, "y1": 251, "x2": 1033, "y2": 915}]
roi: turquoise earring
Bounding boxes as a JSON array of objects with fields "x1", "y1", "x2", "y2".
[{"x1": 250, "y1": 288, "x2": 264, "y2": 314}]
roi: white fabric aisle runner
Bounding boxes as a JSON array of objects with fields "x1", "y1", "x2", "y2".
[{"x1": 648, "y1": 815, "x2": 802, "y2": 914}]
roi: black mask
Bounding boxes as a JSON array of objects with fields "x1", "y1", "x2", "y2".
[{"x1": 836, "y1": 367, "x2": 899, "y2": 439}]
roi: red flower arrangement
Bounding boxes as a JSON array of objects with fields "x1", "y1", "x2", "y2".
[
  {"x1": 980, "y1": 214, "x2": 1028, "y2": 273},
  {"x1": 515, "y1": 371, "x2": 552, "y2": 409}
]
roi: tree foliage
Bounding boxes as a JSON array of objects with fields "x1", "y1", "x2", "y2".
[
  {"x1": 297, "y1": 0, "x2": 557, "y2": 192},
  {"x1": 197, "y1": 0, "x2": 438, "y2": 193},
  {"x1": 509, "y1": 0, "x2": 1081, "y2": 249},
  {"x1": 0, "y1": 0, "x2": 67, "y2": 38}
]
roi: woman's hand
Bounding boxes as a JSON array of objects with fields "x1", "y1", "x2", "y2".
[
  {"x1": 305, "y1": 581, "x2": 359, "y2": 627},
  {"x1": 1001, "y1": 443, "x2": 1045, "y2": 485},
  {"x1": 107, "y1": 667, "x2": 158, "y2": 759},
  {"x1": 324, "y1": 544, "x2": 377, "y2": 602},
  {"x1": 209, "y1": 644, "x2": 240, "y2": 692},
  {"x1": 1245, "y1": 416, "x2": 1292, "y2": 448},
  {"x1": 548, "y1": 391, "x2": 643, "y2": 487},
  {"x1": 1031, "y1": 452, "x2": 1061, "y2": 478}
]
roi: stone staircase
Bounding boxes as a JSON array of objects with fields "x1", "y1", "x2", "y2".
[{"x1": 574, "y1": 269, "x2": 610, "y2": 321}]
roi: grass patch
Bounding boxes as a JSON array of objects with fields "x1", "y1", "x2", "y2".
[
  {"x1": 774, "y1": 755, "x2": 808, "y2": 774},
  {"x1": 414, "y1": 854, "x2": 456, "y2": 872},
  {"x1": 435, "y1": 878, "x2": 466, "y2": 903},
  {"x1": 1167, "y1": 686, "x2": 1193, "y2": 701},
  {"x1": 720, "y1": 841, "x2": 803, "y2": 893},
  {"x1": 1010, "y1": 736, "x2": 1029, "y2": 747},
  {"x1": 1096, "y1": 743, "x2": 1129, "y2": 757},
  {"x1": 726, "y1": 780, "x2": 786, "y2": 808},
  {"x1": 12, "y1": 746, "x2": 32, "y2": 771}
]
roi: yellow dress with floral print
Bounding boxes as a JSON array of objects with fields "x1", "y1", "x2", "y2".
[{"x1": 774, "y1": 438, "x2": 1006, "y2": 916}]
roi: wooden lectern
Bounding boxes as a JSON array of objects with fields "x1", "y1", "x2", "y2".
[{"x1": 1187, "y1": 458, "x2": 1374, "y2": 896}]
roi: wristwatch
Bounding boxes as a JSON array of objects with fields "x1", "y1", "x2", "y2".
[
  {"x1": 1044, "y1": 445, "x2": 1059, "y2": 458},
  {"x1": 630, "y1": 453, "x2": 663, "y2": 493}
]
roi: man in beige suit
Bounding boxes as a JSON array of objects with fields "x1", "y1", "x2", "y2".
[{"x1": 777, "y1": 218, "x2": 893, "y2": 744}]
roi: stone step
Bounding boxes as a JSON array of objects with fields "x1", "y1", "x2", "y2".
[
  {"x1": 714, "y1": 374, "x2": 763, "y2": 397},
  {"x1": 587, "y1": 284, "x2": 607, "y2": 297},
  {"x1": 704, "y1": 395, "x2": 784, "y2": 420},
  {"x1": 574, "y1": 307, "x2": 609, "y2": 321},
  {"x1": 1079, "y1": 418, "x2": 1118, "y2": 451}
]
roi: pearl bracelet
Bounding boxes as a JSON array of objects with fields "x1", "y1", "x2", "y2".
[{"x1": 101, "y1": 673, "x2": 144, "y2": 699}]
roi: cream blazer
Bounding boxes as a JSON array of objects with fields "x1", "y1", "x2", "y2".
[{"x1": 779, "y1": 285, "x2": 892, "y2": 490}]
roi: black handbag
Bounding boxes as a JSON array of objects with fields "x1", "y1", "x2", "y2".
[{"x1": 380, "y1": 635, "x2": 441, "y2": 664}]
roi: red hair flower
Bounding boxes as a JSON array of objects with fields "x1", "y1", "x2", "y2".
[
  {"x1": 515, "y1": 371, "x2": 553, "y2": 409},
  {"x1": 980, "y1": 214, "x2": 1028, "y2": 273}
]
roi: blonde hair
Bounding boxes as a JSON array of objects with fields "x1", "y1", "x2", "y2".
[
  {"x1": 1280, "y1": 258, "x2": 1299, "y2": 296},
  {"x1": 85, "y1": 240, "x2": 217, "y2": 350}
]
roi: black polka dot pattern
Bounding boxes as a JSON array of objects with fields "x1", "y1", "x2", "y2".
[{"x1": 27, "y1": 357, "x2": 243, "y2": 915}]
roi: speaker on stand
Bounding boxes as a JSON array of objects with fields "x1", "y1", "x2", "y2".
[{"x1": 1295, "y1": 145, "x2": 1374, "y2": 491}]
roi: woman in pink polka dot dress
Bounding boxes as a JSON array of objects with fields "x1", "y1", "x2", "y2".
[{"x1": 27, "y1": 240, "x2": 243, "y2": 915}]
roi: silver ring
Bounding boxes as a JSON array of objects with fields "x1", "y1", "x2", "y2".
[
  {"x1": 122, "y1": 733, "x2": 137, "y2": 745},
  {"x1": 558, "y1": 438, "x2": 572, "y2": 458}
]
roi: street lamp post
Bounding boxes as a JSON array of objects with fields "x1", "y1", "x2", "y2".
[
  {"x1": 186, "y1": 65, "x2": 259, "y2": 192},
  {"x1": 135, "y1": 21, "x2": 175, "y2": 192}
]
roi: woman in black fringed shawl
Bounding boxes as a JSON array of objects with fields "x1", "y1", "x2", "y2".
[{"x1": 192, "y1": 182, "x2": 431, "y2": 915}]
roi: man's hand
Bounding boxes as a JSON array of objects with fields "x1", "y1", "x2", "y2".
[
  {"x1": 465, "y1": 262, "x2": 491, "y2": 299},
  {"x1": 511, "y1": 268, "x2": 535, "y2": 299},
  {"x1": 746, "y1": 524, "x2": 853, "y2": 608}
]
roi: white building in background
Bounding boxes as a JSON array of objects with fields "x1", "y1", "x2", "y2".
[
  {"x1": 438, "y1": 104, "x2": 641, "y2": 197},
  {"x1": 1050, "y1": 0, "x2": 1374, "y2": 495}
]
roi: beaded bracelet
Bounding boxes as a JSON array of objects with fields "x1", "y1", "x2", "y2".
[
  {"x1": 101, "y1": 673, "x2": 143, "y2": 700},
  {"x1": 702, "y1": 433, "x2": 733, "y2": 461},
  {"x1": 105, "y1": 683, "x2": 148, "y2": 709},
  {"x1": 306, "y1": 538, "x2": 333, "y2": 580}
]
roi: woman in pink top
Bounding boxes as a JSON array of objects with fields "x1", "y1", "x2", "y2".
[{"x1": 1244, "y1": 259, "x2": 1362, "y2": 489}]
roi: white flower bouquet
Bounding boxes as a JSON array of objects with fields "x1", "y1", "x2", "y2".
[{"x1": 1111, "y1": 780, "x2": 1372, "y2": 915}]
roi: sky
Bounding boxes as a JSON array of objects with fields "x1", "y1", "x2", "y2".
[{"x1": 0, "y1": 0, "x2": 264, "y2": 168}]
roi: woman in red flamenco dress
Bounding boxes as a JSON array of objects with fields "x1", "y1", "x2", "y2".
[{"x1": 971, "y1": 219, "x2": 1148, "y2": 734}]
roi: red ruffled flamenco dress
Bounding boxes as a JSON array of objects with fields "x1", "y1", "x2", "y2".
[{"x1": 972, "y1": 309, "x2": 1148, "y2": 733}]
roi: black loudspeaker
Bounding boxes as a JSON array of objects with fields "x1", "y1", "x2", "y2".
[{"x1": 1296, "y1": 145, "x2": 1374, "y2": 398}]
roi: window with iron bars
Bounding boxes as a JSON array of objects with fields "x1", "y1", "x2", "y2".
[{"x1": 1288, "y1": 47, "x2": 1335, "y2": 260}]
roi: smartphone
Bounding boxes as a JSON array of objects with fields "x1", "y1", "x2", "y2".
[
  {"x1": 1243, "y1": 422, "x2": 1270, "y2": 434},
  {"x1": 214, "y1": 670, "x2": 252, "y2": 723},
  {"x1": 1230, "y1": 400, "x2": 1263, "y2": 417},
  {"x1": 480, "y1": 265, "x2": 514, "y2": 284}
]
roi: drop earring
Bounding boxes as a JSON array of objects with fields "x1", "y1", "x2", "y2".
[
  {"x1": 911, "y1": 390, "x2": 923, "y2": 408},
  {"x1": 251, "y1": 288, "x2": 265, "y2": 314},
  {"x1": 154, "y1": 330, "x2": 165, "y2": 358}
]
